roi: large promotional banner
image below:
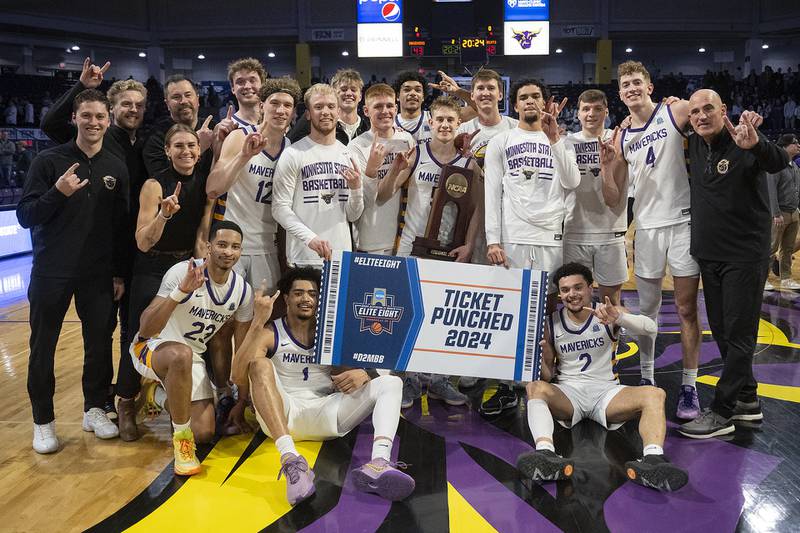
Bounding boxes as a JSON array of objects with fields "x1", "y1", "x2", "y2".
[{"x1": 315, "y1": 251, "x2": 547, "y2": 382}]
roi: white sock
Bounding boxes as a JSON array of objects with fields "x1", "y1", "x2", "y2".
[
  {"x1": 372, "y1": 437, "x2": 393, "y2": 461},
  {"x1": 635, "y1": 276, "x2": 662, "y2": 383},
  {"x1": 275, "y1": 434, "x2": 298, "y2": 459},
  {"x1": 172, "y1": 420, "x2": 190, "y2": 433},
  {"x1": 643, "y1": 444, "x2": 663, "y2": 456},
  {"x1": 528, "y1": 399, "x2": 555, "y2": 452},
  {"x1": 682, "y1": 368, "x2": 698, "y2": 388}
]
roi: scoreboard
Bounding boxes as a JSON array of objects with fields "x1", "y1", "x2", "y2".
[{"x1": 407, "y1": 36, "x2": 499, "y2": 60}]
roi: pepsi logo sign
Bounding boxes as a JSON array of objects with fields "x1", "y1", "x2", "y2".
[{"x1": 382, "y1": 2, "x2": 400, "y2": 22}]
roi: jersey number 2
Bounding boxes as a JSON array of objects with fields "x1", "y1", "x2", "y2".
[
  {"x1": 645, "y1": 146, "x2": 656, "y2": 168},
  {"x1": 579, "y1": 353, "x2": 592, "y2": 372}
]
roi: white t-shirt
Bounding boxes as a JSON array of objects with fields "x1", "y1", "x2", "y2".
[
  {"x1": 621, "y1": 103, "x2": 691, "y2": 230},
  {"x1": 398, "y1": 143, "x2": 472, "y2": 255},
  {"x1": 269, "y1": 317, "x2": 333, "y2": 398},
  {"x1": 458, "y1": 115, "x2": 519, "y2": 162},
  {"x1": 152, "y1": 259, "x2": 254, "y2": 354},
  {"x1": 272, "y1": 136, "x2": 364, "y2": 266},
  {"x1": 349, "y1": 129, "x2": 414, "y2": 252},
  {"x1": 222, "y1": 137, "x2": 290, "y2": 255},
  {"x1": 340, "y1": 117, "x2": 362, "y2": 141},
  {"x1": 484, "y1": 128, "x2": 581, "y2": 246},
  {"x1": 563, "y1": 130, "x2": 627, "y2": 244},
  {"x1": 396, "y1": 111, "x2": 432, "y2": 144}
]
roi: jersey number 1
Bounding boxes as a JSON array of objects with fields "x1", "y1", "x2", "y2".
[{"x1": 645, "y1": 146, "x2": 656, "y2": 168}]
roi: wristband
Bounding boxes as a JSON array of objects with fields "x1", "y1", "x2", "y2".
[
  {"x1": 169, "y1": 286, "x2": 190, "y2": 302},
  {"x1": 159, "y1": 209, "x2": 173, "y2": 221}
]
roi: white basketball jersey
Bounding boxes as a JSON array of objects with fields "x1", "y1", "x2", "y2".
[
  {"x1": 152, "y1": 260, "x2": 254, "y2": 354},
  {"x1": 398, "y1": 143, "x2": 472, "y2": 255},
  {"x1": 564, "y1": 130, "x2": 627, "y2": 243},
  {"x1": 223, "y1": 137, "x2": 289, "y2": 254},
  {"x1": 396, "y1": 111, "x2": 431, "y2": 144},
  {"x1": 269, "y1": 317, "x2": 333, "y2": 398},
  {"x1": 621, "y1": 103, "x2": 691, "y2": 230},
  {"x1": 549, "y1": 303, "x2": 618, "y2": 383},
  {"x1": 232, "y1": 112, "x2": 258, "y2": 133},
  {"x1": 458, "y1": 115, "x2": 519, "y2": 162},
  {"x1": 349, "y1": 129, "x2": 414, "y2": 252},
  {"x1": 272, "y1": 137, "x2": 359, "y2": 266}
]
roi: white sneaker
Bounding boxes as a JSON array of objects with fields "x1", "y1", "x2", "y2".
[
  {"x1": 764, "y1": 280, "x2": 780, "y2": 291},
  {"x1": 83, "y1": 407, "x2": 119, "y2": 439},
  {"x1": 781, "y1": 279, "x2": 800, "y2": 290},
  {"x1": 32, "y1": 421, "x2": 59, "y2": 454}
]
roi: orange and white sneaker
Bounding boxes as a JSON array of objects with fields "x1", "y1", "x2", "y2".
[{"x1": 173, "y1": 428, "x2": 201, "y2": 476}]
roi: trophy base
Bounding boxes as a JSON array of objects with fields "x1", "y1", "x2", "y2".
[{"x1": 411, "y1": 237, "x2": 456, "y2": 262}]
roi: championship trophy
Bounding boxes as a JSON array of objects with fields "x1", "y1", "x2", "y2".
[{"x1": 411, "y1": 163, "x2": 475, "y2": 261}]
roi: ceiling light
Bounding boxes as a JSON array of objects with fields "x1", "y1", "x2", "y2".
[
  {"x1": 625, "y1": 47, "x2": 633, "y2": 53},
  {"x1": 268, "y1": 52, "x2": 276, "y2": 58},
  {"x1": 698, "y1": 47, "x2": 706, "y2": 53},
  {"x1": 342, "y1": 50, "x2": 349, "y2": 56},
  {"x1": 197, "y1": 54, "x2": 205, "y2": 60},
  {"x1": 555, "y1": 48, "x2": 563, "y2": 54},
  {"x1": 762, "y1": 43, "x2": 769, "y2": 49},
  {"x1": 71, "y1": 45, "x2": 80, "y2": 51},
  {"x1": 138, "y1": 52, "x2": 147, "y2": 58}
]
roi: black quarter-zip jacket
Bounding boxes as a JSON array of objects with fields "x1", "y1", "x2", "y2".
[
  {"x1": 688, "y1": 128, "x2": 789, "y2": 263},
  {"x1": 16, "y1": 140, "x2": 129, "y2": 278}
]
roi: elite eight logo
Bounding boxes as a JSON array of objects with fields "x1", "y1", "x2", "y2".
[{"x1": 353, "y1": 287, "x2": 404, "y2": 335}]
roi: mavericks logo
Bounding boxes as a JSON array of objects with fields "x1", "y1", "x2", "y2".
[
  {"x1": 102, "y1": 176, "x2": 117, "y2": 190},
  {"x1": 511, "y1": 27, "x2": 542, "y2": 50},
  {"x1": 353, "y1": 287, "x2": 403, "y2": 335}
]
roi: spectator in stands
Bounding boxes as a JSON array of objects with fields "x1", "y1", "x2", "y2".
[
  {"x1": 23, "y1": 99, "x2": 34, "y2": 126},
  {"x1": 0, "y1": 131, "x2": 15, "y2": 186},
  {"x1": 5, "y1": 98, "x2": 18, "y2": 126},
  {"x1": 784, "y1": 96, "x2": 797, "y2": 130},
  {"x1": 766, "y1": 133, "x2": 800, "y2": 290},
  {"x1": 15, "y1": 141, "x2": 33, "y2": 184}
]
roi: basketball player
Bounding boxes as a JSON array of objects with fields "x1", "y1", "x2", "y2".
[
  {"x1": 349, "y1": 83, "x2": 414, "y2": 255},
  {"x1": 516, "y1": 262, "x2": 688, "y2": 492},
  {"x1": 131, "y1": 221, "x2": 253, "y2": 476},
  {"x1": 207, "y1": 77, "x2": 301, "y2": 288},
  {"x1": 482, "y1": 80, "x2": 580, "y2": 415},
  {"x1": 231, "y1": 268, "x2": 414, "y2": 505},
  {"x1": 563, "y1": 90, "x2": 627, "y2": 305},
  {"x1": 378, "y1": 96, "x2": 480, "y2": 408},
  {"x1": 600, "y1": 61, "x2": 701, "y2": 419},
  {"x1": 272, "y1": 83, "x2": 363, "y2": 267},
  {"x1": 227, "y1": 58, "x2": 267, "y2": 131},
  {"x1": 393, "y1": 71, "x2": 432, "y2": 144}
]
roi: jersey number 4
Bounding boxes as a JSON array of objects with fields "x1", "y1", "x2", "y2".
[
  {"x1": 645, "y1": 146, "x2": 656, "y2": 168},
  {"x1": 255, "y1": 180, "x2": 272, "y2": 204}
]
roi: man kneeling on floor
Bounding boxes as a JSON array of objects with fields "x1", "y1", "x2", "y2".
[
  {"x1": 516, "y1": 262, "x2": 688, "y2": 492},
  {"x1": 231, "y1": 267, "x2": 415, "y2": 505},
  {"x1": 132, "y1": 220, "x2": 254, "y2": 475}
]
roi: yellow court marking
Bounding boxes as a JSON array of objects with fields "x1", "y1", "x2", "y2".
[
  {"x1": 663, "y1": 319, "x2": 800, "y2": 349},
  {"x1": 447, "y1": 482, "x2": 498, "y2": 533},
  {"x1": 616, "y1": 341, "x2": 639, "y2": 360},
  {"x1": 697, "y1": 375, "x2": 800, "y2": 404},
  {"x1": 421, "y1": 393, "x2": 430, "y2": 416},
  {"x1": 482, "y1": 387, "x2": 497, "y2": 404},
  {"x1": 126, "y1": 435, "x2": 322, "y2": 532}
]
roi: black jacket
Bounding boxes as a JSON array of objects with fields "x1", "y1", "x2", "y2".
[
  {"x1": 688, "y1": 128, "x2": 789, "y2": 262},
  {"x1": 41, "y1": 80, "x2": 148, "y2": 278},
  {"x1": 287, "y1": 113, "x2": 369, "y2": 145},
  {"x1": 16, "y1": 140, "x2": 129, "y2": 279}
]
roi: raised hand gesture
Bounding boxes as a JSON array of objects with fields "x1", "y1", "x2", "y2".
[
  {"x1": 724, "y1": 114, "x2": 758, "y2": 150},
  {"x1": 540, "y1": 109, "x2": 561, "y2": 145},
  {"x1": 365, "y1": 136, "x2": 387, "y2": 178},
  {"x1": 390, "y1": 145, "x2": 416, "y2": 174},
  {"x1": 340, "y1": 157, "x2": 362, "y2": 190},
  {"x1": 429, "y1": 71, "x2": 461, "y2": 94},
  {"x1": 55, "y1": 163, "x2": 88, "y2": 197},
  {"x1": 178, "y1": 258, "x2": 207, "y2": 293},
  {"x1": 79, "y1": 57, "x2": 110, "y2": 89},
  {"x1": 599, "y1": 127, "x2": 621, "y2": 166},
  {"x1": 252, "y1": 281, "x2": 281, "y2": 325},
  {"x1": 455, "y1": 129, "x2": 481, "y2": 157},
  {"x1": 197, "y1": 115, "x2": 214, "y2": 152},
  {"x1": 159, "y1": 181, "x2": 182, "y2": 219},
  {"x1": 214, "y1": 104, "x2": 239, "y2": 145},
  {"x1": 584, "y1": 296, "x2": 622, "y2": 326},
  {"x1": 545, "y1": 96, "x2": 568, "y2": 118}
]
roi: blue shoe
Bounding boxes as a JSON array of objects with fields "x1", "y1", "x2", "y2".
[{"x1": 676, "y1": 385, "x2": 700, "y2": 420}]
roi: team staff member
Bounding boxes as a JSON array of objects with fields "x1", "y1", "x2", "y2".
[
  {"x1": 17, "y1": 89, "x2": 129, "y2": 454},
  {"x1": 679, "y1": 89, "x2": 788, "y2": 439},
  {"x1": 117, "y1": 124, "x2": 214, "y2": 441}
]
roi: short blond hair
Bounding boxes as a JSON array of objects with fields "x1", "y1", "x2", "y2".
[
  {"x1": 617, "y1": 60, "x2": 651, "y2": 83},
  {"x1": 227, "y1": 57, "x2": 267, "y2": 85},
  {"x1": 364, "y1": 83, "x2": 395, "y2": 103},
  {"x1": 330, "y1": 68, "x2": 363, "y2": 89},
  {"x1": 429, "y1": 95, "x2": 461, "y2": 117},
  {"x1": 303, "y1": 83, "x2": 337, "y2": 109},
  {"x1": 107, "y1": 79, "x2": 147, "y2": 106}
]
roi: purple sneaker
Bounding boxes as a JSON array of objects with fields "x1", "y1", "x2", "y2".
[
  {"x1": 278, "y1": 454, "x2": 315, "y2": 505},
  {"x1": 352, "y1": 458, "x2": 415, "y2": 501},
  {"x1": 676, "y1": 385, "x2": 700, "y2": 420}
]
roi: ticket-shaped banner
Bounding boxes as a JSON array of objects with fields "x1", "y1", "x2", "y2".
[{"x1": 314, "y1": 251, "x2": 547, "y2": 382}]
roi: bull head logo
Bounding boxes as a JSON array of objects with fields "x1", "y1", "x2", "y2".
[{"x1": 512, "y1": 28, "x2": 542, "y2": 50}]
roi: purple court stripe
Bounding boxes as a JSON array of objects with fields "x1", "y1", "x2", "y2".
[
  {"x1": 604, "y1": 423, "x2": 780, "y2": 533},
  {"x1": 299, "y1": 424, "x2": 396, "y2": 533}
]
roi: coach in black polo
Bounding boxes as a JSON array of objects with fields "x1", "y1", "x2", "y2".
[
  {"x1": 17, "y1": 89, "x2": 129, "y2": 453},
  {"x1": 678, "y1": 89, "x2": 788, "y2": 439}
]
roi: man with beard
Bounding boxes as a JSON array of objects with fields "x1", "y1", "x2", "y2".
[
  {"x1": 482, "y1": 79, "x2": 580, "y2": 415},
  {"x1": 288, "y1": 69, "x2": 369, "y2": 145},
  {"x1": 131, "y1": 221, "x2": 253, "y2": 475},
  {"x1": 272, "y1": 83, "x2": 364, "y2": 267},
  {"x1": 227, "y1": 57, "x2": 267, "y2": 132}
]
